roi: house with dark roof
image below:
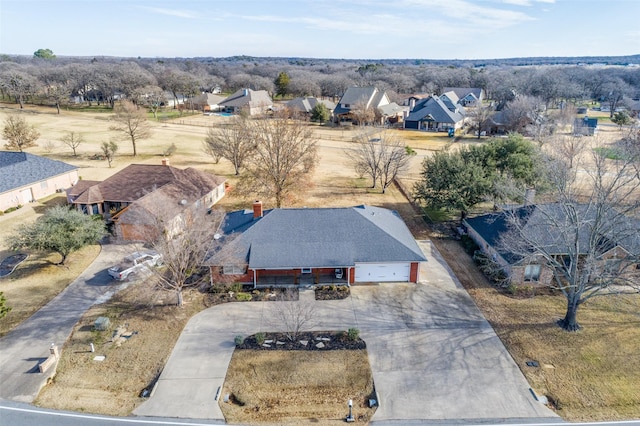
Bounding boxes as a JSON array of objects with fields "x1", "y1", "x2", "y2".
[
  {"x1": 573, "y1": 116, "x2": 598, "y2": 136},
  {"x1": 333, "y1": 86, "x2": 403, "y2": 125},
  {"x1": 464, "y1": 204, "x2": 640, "y2": 285},
  {"x1": 204, "y1": 202, "x2": 427, "y2": 287},
  {"x1": 0, "y1": 151, "x2": 78, "y2": 211},
  {"x1": 404, "y1": 95, "x2": 465, "y2": 131},
  {"x1": 68, "y1": 159, "x2": 226, "y2": 241},
  {"x1": 219, "y1": 88, "x2": 273, "y2": 116}
]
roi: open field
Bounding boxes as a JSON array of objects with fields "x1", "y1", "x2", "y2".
[
  {"x1": 222, "y1": 350, "x2": 376, "y2": 425},
  {"x1": 3, "y1": 103, "x2": 639, "y2": 421}
]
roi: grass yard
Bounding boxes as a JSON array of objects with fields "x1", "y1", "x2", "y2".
[
  {"x1": 0, "y1": 245, "x2": 101, "y2": 337},
  {"x1": 221, "y1": 349, "x2": 376, "y2": 425}
]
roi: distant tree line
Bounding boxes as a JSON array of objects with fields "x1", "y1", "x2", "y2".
[{"x1": 1, "y1": 53, "x2": 639, "y2": 114}]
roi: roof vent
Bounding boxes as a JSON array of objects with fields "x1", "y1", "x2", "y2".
[
  {"x1": 214, "y1": 233, "x2": 222, "y2": 240},
  {"x1": 179, "y1": 199, "x2": 187, "y2": 205}
]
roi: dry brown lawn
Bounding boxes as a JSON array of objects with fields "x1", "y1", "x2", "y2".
[
  {"x1": 222, "y1": 350, "x2": 376, "y2": 425},
  {"x1": 35, "y1": 279, "x2": 205, "y2": 416}
]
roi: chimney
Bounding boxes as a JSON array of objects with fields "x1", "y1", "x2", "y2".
[
  {"x1": 162, "y1": 158, "x2": 170, "y2": 166},
  {"x1": 253, "y1": 200, "x2": 263, "y2": 218}
]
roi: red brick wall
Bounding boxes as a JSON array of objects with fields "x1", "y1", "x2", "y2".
[{"x1": 410, "y1": 262, "x2": 419, "y2": 283}]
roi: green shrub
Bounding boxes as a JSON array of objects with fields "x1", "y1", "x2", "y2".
[
  {"x1": 234, "y1": 335, "x2": 244, "y2": 346},
  {"x1": 460, "y1": 235, "x2": 479, "y2": 255},
  {"x1": 347, "y1": 328, "x2": 360, "y2": 341},
  {"x1": 230, "y1": 282, "x2": 243, "y2": 293},
  {"x1": 255, "y1": 332, "x2": 265, "y2": 345},
  {"x1": 236, "y1": 292, "x2": 252, "y2": 302}
]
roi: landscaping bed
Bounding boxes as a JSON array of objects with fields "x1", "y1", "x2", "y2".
[
  {"x1": 314, "y1": 284, "x2": 350, "y2": 300},
  {"x1": 236, "y1": 330, "x2": 365, "y2": 351}
]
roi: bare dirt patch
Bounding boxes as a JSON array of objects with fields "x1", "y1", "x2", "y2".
[{"x1": 221, "y1": 349, "x2": 376, "y2": 425}]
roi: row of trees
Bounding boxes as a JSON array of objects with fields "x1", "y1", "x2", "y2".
[{"x1": 2, "y1": 54, "x2": 639, "y2": 114}]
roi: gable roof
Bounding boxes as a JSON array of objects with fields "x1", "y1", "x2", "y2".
[
  {"x1": 0, "y1": 151, "x2": 77, "y2": 194},
  {"x1": 191, "y1": 93, "x2": 225, "y2": 106},
  {"x1": 442, "y1": 87, "x2": 483, "y2": 101},
  {"x1": 286, "y1": 97, "x2": 336, "y2": 113},
  {"x1": 71, "y1": 164, "x2": 224, "y2": 205},
  {"x1": 219, "y1": 88, "x2": 273, "y2": 109},
  {"x1": 205, "y1": 205, "x2": 426, "y2": 268},
  {"x1": 465, "y1": 203, "x2": 640, "y2": 264},
  {"x1": 334, "y1": 87, "x2": 390, "y2": 115},
  {"x1": 406, "y1": 95, "x2": 464, "y2": 124}
]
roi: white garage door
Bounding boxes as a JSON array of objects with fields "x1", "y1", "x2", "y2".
[{"x1": 355, "y1": 263, "x2": 410, "y2": 282}]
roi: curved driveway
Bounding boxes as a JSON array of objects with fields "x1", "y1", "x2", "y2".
[{"x1": 135, "y1": 240, "x2": 558, "y2": 423}]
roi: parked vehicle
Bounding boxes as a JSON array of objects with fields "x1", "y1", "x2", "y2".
[{"x1": 108, "y1": 251, "x2": 162, "y2": 281}]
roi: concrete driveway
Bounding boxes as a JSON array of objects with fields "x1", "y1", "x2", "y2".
[{"x1": 135, "y1": 240, "x2": 558, "y2": 423}]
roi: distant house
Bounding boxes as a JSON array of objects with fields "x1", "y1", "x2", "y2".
[
  {"x1": 333, "y1": 86, "x2": 403, "y2": 125},
  {"x1": 463, "y1": 203, "x2": 640, "y2": 286},
  {"x1": 219, "y1": 89, "x2": 273, "y2": 116},
  {"x1": 442, "y1": 87, "x2": 484, "y2": 106},
  {"x1": 204, "y1": 203, "x2": 427, "y2": 287},
  {"x1": 190, "y1": 93, "x2": 226, "y2": 112},
  {"x1": 404, "y1": 95, "x2": 465, "y2": 131},
  {"x1": 285, "y1": 97, "x2": 335, "y2": 118},
  {"x1": 67, "y1": 160, "x2": 225, "y2": 241},
  {"x1": 0, "y1": 151, "x2": 78, "y2": 211},
  {"x1": 573, "y1": 116, "x2": 598, "y2": 136}
]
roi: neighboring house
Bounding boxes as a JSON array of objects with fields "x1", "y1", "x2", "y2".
[
  {"x1": 0, "y1": 151, "x2": 78, "y2": 211},
  {"x1": 219, "y1": 88, "x2": 273, "y2": 116},
  {"x1": 204, "y1": 203, "x2": 427, "y2": 287},
  {"x1": 487, "y1": 110, "x2": 509, "y2": 135},
  {"x1": 629, "y1": 99, "x2": 640, "y2": 119},
  {"x1": 190, "y1": 93, "x2": 226, "y2": 112},
  {"x1": 333, "y1": 86, "x2": 402, "y2": 125},
  {"x1": 404, "y1": 95, "x2": 465, "y2": 131},
  {"x1": 573, "y1": 116, "x2": 598, "y2": 136},
  {"x1": 67, "y1": 160, "x2": 226, "y2": 241},
  {"x1": 285, "y1": 97, "x2": 336, "y2": 117},
  {"x1": 463, "y1": 204, "x2": 640, "y2": 286},
  {"x1": 442, "y1": 87, "x2": 484, "y2": 106}
]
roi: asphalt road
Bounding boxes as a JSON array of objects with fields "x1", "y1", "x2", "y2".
[{"x1": 0, "y1": 243, "x2": 137, "y2": 402}]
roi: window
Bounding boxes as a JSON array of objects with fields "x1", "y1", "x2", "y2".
[
  {"x1": 222, "y1": 265, "x2": 246, "y2": 275},
  {"x1": 524, "y1": 264, "x2": 541, "y2": 282},
  {"x1": 301, "y1": 268, "x2": 312, "y2": 274}
]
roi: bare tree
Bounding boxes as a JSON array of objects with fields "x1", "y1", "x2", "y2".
[
  {"x1": 148, "y1": 208, "x2": 224, "y2": 306},
  {"x1": 203, "y1": 116, "x2": 255, "y2": 175},
  {"x1": 499, "y1": 146, "x2": 640, "y2": 332},
  {"x1": 2, "y1": 114, "x2": 40, "y2": 151},
  {"x1": 351, "y1": 100, "x2": 376, "y2": 126},
  {"x1": 345, "y1": 133, "x2": 382, "y2": 188},
  {"x1": 110, "y1": 100, "x2": 151, "y2": 156},
  {"x1": 239, "y1": 116, "x2": 318, "y2": 208},
  {"x1": 346, "y1": 132, "x2": 410, "y2": 192},
  {"x1": 549, "y1": 134, "x2": 587, "y2": 169},
  {"x1": 378, "y1": 136, "x2": 412, "y2": 193},
  {"x1": 267, "y1": 290, "x2": 317, "y2": 341},
  {"x1": 61, "y1": 131, "x2": 84, "y2": 156},
  {"x1": 467, "y1": 103, "x2": 494, "y2": 139}
]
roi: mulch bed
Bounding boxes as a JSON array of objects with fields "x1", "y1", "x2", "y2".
[
  {"x1": 0, "y1": 253, "x2": 28, "y2": 278},
  {"x1": 236, "y1": 331, "x2": 366, "y2": 351},
  {"x1": 204, "y1": 286, "x2": 298, "y2": 307},
  {"x1": 314, "y1": 285, "x2": 350, "y2": 300}
]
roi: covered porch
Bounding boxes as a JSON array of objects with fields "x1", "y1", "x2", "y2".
[{"x1": 253, "y1": 267, "x2": 349, "y2": 287}]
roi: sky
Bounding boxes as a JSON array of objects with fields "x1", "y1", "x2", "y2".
[{"x1": 1, "y1": 0, "x2": 639, "y2": 60}]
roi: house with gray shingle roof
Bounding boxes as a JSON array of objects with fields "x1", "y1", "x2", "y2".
[
  {"x1": 333, "y1": 86, "x2": 403, "y2": 126},
  {"x1": 0, "y1": 151, "x2": 78, "y2": 211},
  {"x1": 204, "y1": 202, "x2": 427, "y2": 286},
  {"x1": 68, "y1": 160, "x2": 225, "y2": 241},
  {"x1": 442, "y1": 87, "x2": 484, "y2": 106},
  {"x1": 404, "y1": 95, "x2": 465, "y2": 131},
  {"x1": 219, "y1": 88, "x2": 273, "y2": 116},
  {"x1": 286, "y1": 97, "x2": 336, "y2": 117},
  {"x1": 464, "y1": 203, "x2": 640, "y2": 285}
]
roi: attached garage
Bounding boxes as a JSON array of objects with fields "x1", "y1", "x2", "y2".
[{"x1": 355, "y1": 262, "x2": 411, "y2": 282}]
